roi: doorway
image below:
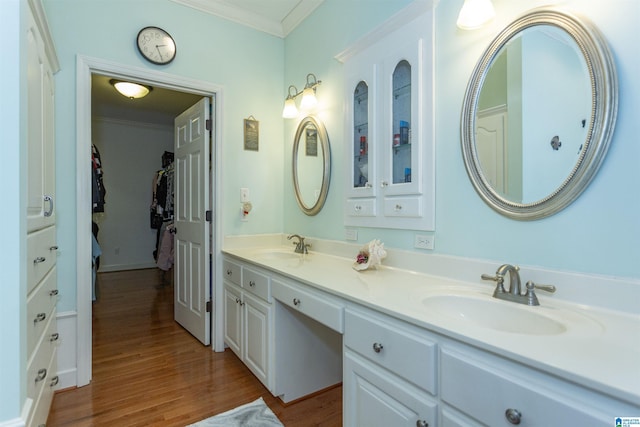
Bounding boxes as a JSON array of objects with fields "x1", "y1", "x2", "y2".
[{"x1": 76, "y1": 56, "x2": 225, "y2": 387}]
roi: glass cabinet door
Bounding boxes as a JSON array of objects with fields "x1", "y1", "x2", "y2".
[
  {"x1": 391, "y1": 60, "x2": 412, "y2": 185},
  {"x1": 353, "y1": 80, "x2": 370, "y2": 189}
]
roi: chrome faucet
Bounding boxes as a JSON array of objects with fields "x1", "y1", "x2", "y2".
[
  {"x1": 482, "y1": 264, "x2": 556, "y2": 306},
  {"x1": 287, "y1": 234, "x2": 310, "y2": 254}
]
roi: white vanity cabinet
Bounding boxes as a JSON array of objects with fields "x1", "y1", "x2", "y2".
[
  {"x1": 343, "y1": 306, "x2": 438, "y2": 427},
  {"x1": 222, "y1": 259, "x2": 273, "y2": 391},
  {"x1": 340, "y1": 3, "x2": 435, "y2": 231}
]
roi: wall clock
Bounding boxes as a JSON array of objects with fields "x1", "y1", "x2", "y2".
[{"x1": 136, "y1": 26, "x2": 176, "y2": 65}]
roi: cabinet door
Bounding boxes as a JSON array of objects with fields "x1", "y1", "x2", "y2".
[
  {"x1": 243, "y1": 292, "x2": 271, "y2": 388},
  {"x1": 344, "y1": 350, "x2": 437, "y2": 427},
  {"x1": 345, "y1": 63, "x2": 377, "y2": 199},
  {"x1": 223, "y1": 283, "x2": 242, "y2": 356}
]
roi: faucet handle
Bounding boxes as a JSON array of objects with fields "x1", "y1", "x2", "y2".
[
  {"x1": 524, "y1": 281, "x2": 556, "y2": 306},
  {"x1": 481, "y1": 273, "x2": 506, "y2": 294}
]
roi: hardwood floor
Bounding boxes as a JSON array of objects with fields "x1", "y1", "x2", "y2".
[{"x1": 48, "y1": 269, "x2": 342, "y2": 426}]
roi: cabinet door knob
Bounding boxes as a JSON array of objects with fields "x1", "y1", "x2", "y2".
[
  {"x1": 35, "y1": 368, "x2": 47, "y2": 383},
  {"x1": 49, "y1": 289, "x2": 59, "y2": 297},
  {"x1": 50, "y1": 332, "x2": 59, "y2": 342},
  {"x1": 34, "y1": 256, "x2": 46, "y2": 264},
  {"x1": 293, "y1": 298, "x2": 301, "y2": 306},
  {"x1": 249, "y1": 280, "x2": 255, "y2": 287},
  {"x1": 505, "y1": 408, "x2": 522, "y2": 425},
  {"x1": 34, "y1": 312, "x2": 46, "y2": 324},
  {"x1": 416, "y1": 421, "x2": 429, "y2": 427},
  {"x1": 226, "y1": 269, "x2": 232, "y2": 276},
  {"x1": 372, "y1": 342, "x2": 384, "y2": 353},
  {"x1": 381, "y1": 181, "x2": 389, "y2": 187}
]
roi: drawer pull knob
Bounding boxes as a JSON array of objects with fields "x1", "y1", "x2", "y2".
[
  {"x1": 35, "y1": 368, "x2": 47, "y2": 383},
  {"x1": 372, "y1": 342, "x2": 384, "y2": 353},
  {"x1": 44, "y1": 194, "x2": 54, "y2": 217},
  {"x1": 395, "y1": 204, "x2": 403, "y2": 211},
  {"x1": 249, "y1": 280, "x2": 255, "y2": 287},
  {"x1": 505, "y1": 408, "x2": 522, "y2": 425},
  {"x1": 226, "y1": 269, "x2": 232, "y2": 276},
  {"x1": 50, "y1": 245, "x2": 59, "y2": 251},
  {"x1": 34, "y1": 312, "x2": 46, "y2": 324},
  {"x1": 416, "y1": 421, "x2": 429, "y2": 427},
  {"x1": 50, "y1": 376, "x2": 59, "y2": 387},
  {"x1": 50, "y1": 289, "x2": 59, "y2": 297},
  {"x1": 235, "y1": 298, "x2": 240, "y2": 304},
  {"x1": 34, "y1": 256, "x2": 46, "y2": 264},
  {"x1": 50, "y1": 333, "x2": 59, "y2": 342},
  {"x1": 293, "y1": 298, "x2": 301, "y2": 306}
]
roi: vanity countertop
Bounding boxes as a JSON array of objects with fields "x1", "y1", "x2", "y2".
[{"x1": 222, "y1": 245, "x2": 640, "y2": 406}]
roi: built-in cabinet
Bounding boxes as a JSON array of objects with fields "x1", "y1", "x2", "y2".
[
  {"x1": 340, "y1": 3, "x2": 435, "y2": 231},
  {"x1": 25, "y1": 1, "x2": 60, "y2": 425},
  {"x1": 223, "y1": 259, "x2": 273, "y2": 390}
]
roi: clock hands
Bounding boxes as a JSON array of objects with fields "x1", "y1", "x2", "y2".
[{"x1": 155, "y1": 44, "x2": 167, "y2": 60}]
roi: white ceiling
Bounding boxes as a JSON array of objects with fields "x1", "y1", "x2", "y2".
[
  {"x1": 93, "y1": 0, "x2": 324, "y2": 124},
  {"x1": 170, "y1": 0, "x2": 325, "y2": 38}
]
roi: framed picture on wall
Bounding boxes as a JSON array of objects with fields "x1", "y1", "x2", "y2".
[{"x1": 244, "y1": 116, "x2": 259, "y2": 151}]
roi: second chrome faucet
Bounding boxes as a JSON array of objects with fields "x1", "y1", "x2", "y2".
[
  {"x1": 482, "y1": 264, "x2": 556, "y2": 306},
  {"x1": 287, "y1": 234, "x2": 311, "y2": 254}
]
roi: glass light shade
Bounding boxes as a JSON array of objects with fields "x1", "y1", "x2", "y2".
[
  {"x1": 113, "y1": 81, "x2": 151, "y2": 99},
  {"x1": 300, "y1": 87, "x2": 318, "y2": 111},
  {"x1": 282, "y1": 97, "x2": 298, "y2": 118},
  {"x1": 457, "y1": 0, "x2": 495, "y2": 30}
]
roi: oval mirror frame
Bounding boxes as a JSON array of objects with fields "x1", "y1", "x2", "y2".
[
  {"x1": 292, "y1": 116, "x2": 331, "y2": 216},
  {"x1": 461, "y1": 8, "x2": 618, "y2": 220}
]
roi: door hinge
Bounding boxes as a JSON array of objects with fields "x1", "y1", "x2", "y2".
[
  {"x1": 206, "y1": 210, "x2": 212, "y2": 222},
  {"x1": 206, "y1": 300, "x2": 212, "y2": 312}
]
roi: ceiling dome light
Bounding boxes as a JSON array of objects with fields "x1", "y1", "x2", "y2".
[
  {"x1": 457, "y1": 0, "x2": 496, "y2": 30},
  {"x1": 110, "y1": 79, "x2": 153, "y2": 99}
]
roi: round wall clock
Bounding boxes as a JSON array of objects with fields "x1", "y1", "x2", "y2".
[{"x1": 136, "y1": 26, "x2": 176, "y2": 65}]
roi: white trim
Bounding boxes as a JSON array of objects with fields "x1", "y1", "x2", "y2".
[
  {"x1": 27, "y1": 0, "x2": 59, "y2": 72},
  {"x1": 97, "y1": 263, "x2": 158, "y2": 273},
  {"x1": 76, "y1": 55, "x2": 225, "y2": 386}
]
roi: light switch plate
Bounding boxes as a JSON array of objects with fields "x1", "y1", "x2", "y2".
[
  {"x1": 345, "y1": 229, "x2": 358, "y2": 241},
  {"x1": 240, "y1": 188, "x2": 249, "y2": 203}
]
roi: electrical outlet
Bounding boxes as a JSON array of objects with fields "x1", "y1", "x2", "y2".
[
  {"x1": 345, "y1": 229, "x2": 358, "y2": 241},
  {"x1": 414, "y1": 234, "x2": 434, "y2": 250},
  {"x1": 240, "y1": 188, "x2": 249, "y2": 203}
]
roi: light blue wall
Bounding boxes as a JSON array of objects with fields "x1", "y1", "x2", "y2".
[
  {"x1": 283, "y1": 0, "x2": 640, "y2": 279},
  {"x1": 43, "y1": 0, "x2": 286, "y2": 311}
]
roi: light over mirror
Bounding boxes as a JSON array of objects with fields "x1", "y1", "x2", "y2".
[
  {"x1": 461, "y1": 8, "x2": 617, "y2": 220},
  {"x1": 292, "y1": 116, "x2": 331, "y2": 216}
]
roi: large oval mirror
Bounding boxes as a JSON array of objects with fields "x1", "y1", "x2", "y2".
[
  {"x1": 292, "y1": 116, "x2": 331, "y2": 216},
  {"x1": 461, "y1": 8, "x2": 617, "y2": 220}
]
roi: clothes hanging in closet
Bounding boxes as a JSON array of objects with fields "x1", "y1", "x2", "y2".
[
  {"x1": 156, "y1": 223, "x2": 175, "y2": 271},
  {"x1": 91, "y1": 143, "x2": 106, "y2": 213}
]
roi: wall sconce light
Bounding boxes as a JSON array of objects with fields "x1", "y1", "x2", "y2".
[
  {"x1": 110, "y1": 79, "x2": 153, "y2": 99},
  {"x1": 282, "y1": 73, "x2": 322, "y2": 118},
  {"x1": 457, "y1": 0, "x2": 496, "y2": 30}
]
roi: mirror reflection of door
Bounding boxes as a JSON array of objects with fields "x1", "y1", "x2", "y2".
[{"x1": 477, "y1": 108, "x2": 508, "y2": 197}]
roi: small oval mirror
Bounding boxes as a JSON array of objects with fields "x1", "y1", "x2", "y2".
[
  {"x1": 461, "y1": 8, "x2": 617, "y2": 220},
  {"x1": 292, "y1": 116, "x2": 331, "y2": 216}
]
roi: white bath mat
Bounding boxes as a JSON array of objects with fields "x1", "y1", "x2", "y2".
[{"x1": 187, "y1": 397, "x2": 284, "y2": 427}]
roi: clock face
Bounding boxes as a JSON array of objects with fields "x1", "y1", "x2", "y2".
[{"x1": 137, "y1": 26, "x2": 176, "y2": 65}]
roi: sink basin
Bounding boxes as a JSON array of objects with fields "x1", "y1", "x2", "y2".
[
  {"x1": 253, "y1": 249, "x2": 304, "y2": 261},
  {"x1": 422, "y1": 294, "x2": 567, "y2": 335}
]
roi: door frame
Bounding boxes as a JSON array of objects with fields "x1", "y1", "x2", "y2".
[{"x1": 76, "y1": 55, "x2": 225, "y2": 387}]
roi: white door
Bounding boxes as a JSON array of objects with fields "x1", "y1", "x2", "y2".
[
  {"x1": 174, "y1": 97, "x2": 211, "y2": 345},
  {"x1": 476, "y1": 109, "x2": 508, "y2": 196}
]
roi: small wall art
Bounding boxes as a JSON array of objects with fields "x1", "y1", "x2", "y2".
[{"x1": 244, "y1": 116, "x2": 259, "y2": 151}]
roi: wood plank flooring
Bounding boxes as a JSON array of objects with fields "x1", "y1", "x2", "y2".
[{"x1": 48, "y1": 269, "x2": 342, "y2": 426}]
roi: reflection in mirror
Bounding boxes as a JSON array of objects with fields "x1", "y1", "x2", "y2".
[
  {"x1": 461, "y1": 8, "x2": 617, "y2": 220},
  {"x1": 292, "y1": 116, "x2": 331, "y2": 216},
  {"x1": 353, "y1": 81, "x2": 369, "y2": 188},
  {"x1": 477, "y1": 25, "x2": 590, "y2": 203}
]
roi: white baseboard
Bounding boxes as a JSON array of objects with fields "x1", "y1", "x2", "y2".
[
  {"x1": 98, "y1": 262, "x2": 157, "y2": 272},
  {"x1": 56, "y1": 311, "x2": 77, "y2": 389}
]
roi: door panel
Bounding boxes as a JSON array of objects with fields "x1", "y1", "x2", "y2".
[{"x1": 174, "y1": 97, "x2": 210, "y2": 345}]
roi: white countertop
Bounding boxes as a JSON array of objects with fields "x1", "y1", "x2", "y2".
[{"x1": 222, "y1": 243, "x2": 640, "y2": 407}]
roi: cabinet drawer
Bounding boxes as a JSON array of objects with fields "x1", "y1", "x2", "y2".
[
  {"x1": 27, "y1": 266, "x2": 58, "y2": 356},
  {"x1": 243, "y1": 267, "x2": 271, "y2": 302},
  {"x1": 29, "y1": 344, "x2": 58, "y2": 427},
  {"x1": 27, "y1": 309, "x2": 58, "y2": 404},
  {"x1": 383, "y1": 196, "x2": 422, "y2": 218},
  {"x1": 27, "y1": 225, "x2": 57, "y2": 294},
  {"x1": 345, "y1": 308, "x2": 437, "y2": 395},
  {"x1": 346, "y1": 198, "x2": 376, "y2": 217},
  {"x1": 272, "y1": 279, "x2": 344, "y2": 333},
  {"x1": 223, "y1": 259, "x2": 241, "y2": 286},
  {"x1": 441, "y1": 348, "x2": 608, "y2": 426}
]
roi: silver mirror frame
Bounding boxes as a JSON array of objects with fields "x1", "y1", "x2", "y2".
[
  {"x1": 292, "y1": 115, "x2": 331, "y2": 216},
  {"x1": 461, "y1": 8, "x2": 618, "y2": 220}
]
